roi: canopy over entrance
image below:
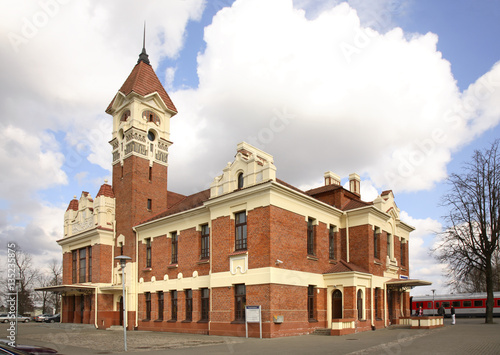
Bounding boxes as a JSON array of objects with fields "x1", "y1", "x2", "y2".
[
  {"x1": 386, "y1": 279, "x2": 432, "y2": 291},
  {"x1": 35, "y1": 284, "x2": 96, "y2": 294}
]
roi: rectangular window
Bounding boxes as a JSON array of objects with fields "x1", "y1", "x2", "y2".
[
  {"x1": 157, "y1": 291, "x2": 164, "y2": 321},
  {"x1": 145, "y1": 292, "x2": 151, "y2": 320},
  {"x1": 171, "y1": 232, "x2": 178, "y2": 264},
  {"x1": 374, "y1": 227, "x2": 380, "y2": 259},
  {"x1": 201, "y1": 288, "x2": 210, "y2": 321},
  {"x1": 88, "y1": 246, "x2": 92, "y2": 282},
  {"x1": 72, "y1": 250, "x2": 77, "y2": 283},
  {"x1": 171, "y1": 291, "x2": 177, "y2": 320},
  {"x1": 400, "y1": 239, "x2": 405, "y2": 266},
  {"x1": 308, "y1": 285, "x2": 315, "y2": 320},
  {"x1": 235, "y1": 212, "x2": 247, "y2": 251},
  {"x1": 79, "y1": 248, "x2": 86, "y2": 283},
  {"x1": 442, "y1": 301, "x2": 450, "y2": 307},
  {"x1": 474, "y1": 300, "x2": 483, "y2": 307},
  {"x1": 329, "y1": 225, "x2": 335, "y2": 259},
  {"x1": 427, "y1": 302, "x2": 432, "y2": 308},
  {"x1": 145, "y1": 238, "x2": 151, "y2": 268},
  {"x1": 497, "y1": 299, "x2": 500, "y2": 307},
  {"x1": 435, "y1": 302, "x2": 440, "y2": 307},
  {"x1": 463, "y1": 300, "x2": 472, "y2": 307},
  {"x1": 452, "y1": 301, "x2": 461, "y2": 308},
  {"x1": 234, "y1": 284, "x2": 246, "y2": 321},
  {"x1": 387, "y1": 234, "x2": 391, "y2": 259},
  {"x1": 147, "y1": 199, "x2": 152, "y2": 210},
  {"x1": 185, "y1": 289, "x2": 193, "y2": 321},
  {"x1": 201, "y1": 224, "x2": 210, "y2": 259},
  {"x1": 120, "y1": 242, "x2": 124, "y2": 256},
  {"x1": 375, "y1": 288, "x2": 380, "y2": 319},
  {"x1": 149, "y1": 166, "x2": 152, "y2": 181},
  {"x1": 307, "y1": 218, "x2": 315, "y2": 255}
]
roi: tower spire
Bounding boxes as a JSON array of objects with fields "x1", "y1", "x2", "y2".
[{"x1": 138, "y1": 21, "x2": 150, "y2": 65}]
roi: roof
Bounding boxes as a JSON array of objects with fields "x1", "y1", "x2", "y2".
[
  {"x1": 140, "y1": 189, "x2": 211, "y2": 225},
  {"x1": 343, "y1": 199, "x2": 372, "y2": 211},
  {"x1": 66, "y1": 198, "x2": 78, "y2": 211},
  {"x1": 96, "y1": 183, "x2": 114, "y2": 198},
  {"x1": 106, "y1": 60, "x2": 177, "y2": 114},
  {"x1": 324, "y1": 260, "x2": 370, "y2": 274}
]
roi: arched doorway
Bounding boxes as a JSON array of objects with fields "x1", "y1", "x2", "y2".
[
  {"x1": 119, "y1": 297, "x2": 123, "y2": 326},
  {"x1": 332, "y1": 290, "x2": 342, "y2": 319}
]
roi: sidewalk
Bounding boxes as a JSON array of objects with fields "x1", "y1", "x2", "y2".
[{"x1": 4, "y1": 318, "x2": 499, "y2": 355}]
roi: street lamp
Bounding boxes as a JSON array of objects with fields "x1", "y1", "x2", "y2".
[
  {"x1": 15, "y1": 278, "x2": 21, "y2": 345},
  {"x1": 431, "y1": 289, "x2": 436, "y2": 316},
  {"x1": 115, "y1": 255, "x2": 132, "y2": 352}
]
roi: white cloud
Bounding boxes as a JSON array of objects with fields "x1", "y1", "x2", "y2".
[
  {"x1": 0, "y1": 0, "x2": 205, "y2": 268},
  {"x1": 168, "y1": 0, "x2": 500, "y2": 196}
]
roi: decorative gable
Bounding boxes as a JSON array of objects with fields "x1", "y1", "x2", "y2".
[{"x1": 210, "y1": 142, "x2": 277, "y2": 198}]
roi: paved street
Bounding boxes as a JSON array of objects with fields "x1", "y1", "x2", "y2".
[{"x1": 2, "y1": 318, "x2": 499, "y2": 355}]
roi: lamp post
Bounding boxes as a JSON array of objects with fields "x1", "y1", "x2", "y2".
[
  {"x1": 115, "y1": 255, "x2": 132, "y2": 352},
  {"x1": 15, "y1": 277, "x2": 21, "y2": 345},
  {"x1": 431, "y1": 289, "x2": 436, "y2": 316}
]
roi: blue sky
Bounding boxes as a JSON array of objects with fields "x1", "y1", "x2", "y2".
[{"x1": 0, "y1": 0, "x2": 499, "y2": 295}]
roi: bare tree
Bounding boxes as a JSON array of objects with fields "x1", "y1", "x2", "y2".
[
  {"x1": 434, "y1": 140, "x2": 500, "y2": 323},
  {"x1": 11, "y1": 246, "x2": 38, "y2": 315}
]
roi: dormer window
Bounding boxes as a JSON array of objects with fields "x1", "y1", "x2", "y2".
[
  {"x1": 142, "y1": 110, "x2": 160, "y2": 125},
  {"x1": 237, "y1": 172, "x2": 244, "y2": 189}
]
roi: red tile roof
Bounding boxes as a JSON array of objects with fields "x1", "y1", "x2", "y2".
[
  {"x1": 106, "y1": 61, "x2": 177, "y2": 114},
  {"x1": 139, "y1": 189, "x2": 210, "y2": 225},
  {"x1": 324, "y1": 259, "x2": 369, "y2": 274},
  {"x1": 96, "y1": 183, "x2": 115, "y2": 198},
  {"x1": 66, "y1": 198, "x2": 78, "y2": 211}
]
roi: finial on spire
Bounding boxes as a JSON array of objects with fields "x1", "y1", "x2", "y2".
[{"x1": 138, "y1": 21, "x2": 150, "y2": 65}]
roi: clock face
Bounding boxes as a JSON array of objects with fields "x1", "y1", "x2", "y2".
[{"x1": 148, "y1": 130, "x2": 156, "y2": 141}]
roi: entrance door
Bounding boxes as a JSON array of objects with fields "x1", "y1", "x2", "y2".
[
  {"x1": 119, "y1": 297, "x2": 123, "y2": 326},
  {"x1": 332, "y1": 290, "x2": 342, "y2": 319},
  {"x1": 387, "y1": 290, "x2": 394, "y2": 323}
]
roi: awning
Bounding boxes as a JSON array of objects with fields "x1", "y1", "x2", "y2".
[
  {"x1": 386, "y1": 279, "x2": 432, "y2": 291},
  {"x1": 35, "y1": 284, "x2": 97, "y2": 294}
]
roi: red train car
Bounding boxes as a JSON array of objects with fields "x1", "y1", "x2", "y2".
[{"x1": 411, "y1": 292, "x2": 500, "y2": 317}]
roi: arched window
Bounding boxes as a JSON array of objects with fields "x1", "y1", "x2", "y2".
[
  {"x1": 142, "y1": 110, "x2": 160, "y2": 125},
  {"x1": 237, "y1": 172, "x2": 244, "y2": 189},
  {"x1": 120, "y1": 110, "x2": 130, "y2": 122},
  {"x1": 357, "y1": 289, "x2": 363, "y2": 319}
]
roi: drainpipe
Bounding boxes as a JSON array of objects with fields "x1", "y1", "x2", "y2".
[
  {"x1": 94, "y1": 287, "x2": 98, "y2": 329},
  {"x1": 134, "y1": 226, "x2": 139, "y2": 330},
  {"x1": 370, "y1": 278, "x2": 374, "y2": 330},
  {"x1": 344, "y1": 212, "x2": 350, "y2": 262}
]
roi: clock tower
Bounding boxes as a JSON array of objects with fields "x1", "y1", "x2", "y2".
[{"x1": 106, "y1": 44, "x2": 177, "y2": 261}]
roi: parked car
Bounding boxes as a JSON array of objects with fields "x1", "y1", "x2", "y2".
[
  {"x1": 0, "y1": 314, "x2": 30, "y2": 323},
  {"x1": 43, "y1": 314, "x2": 60, "y2": 323},
  {"x1": 0, "y1": 343, "x2": 29, "y2": 354},
  {"x1": 0, "y1": 340, "x2": 58, "y2": 354},
  {"x1": 33, "y1": 314, "x2": 51, "y2": 323}
]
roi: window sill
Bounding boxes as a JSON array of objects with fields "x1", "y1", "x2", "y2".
[
  {"x1": 308, "y1": 319, "x2": 318, "y2": 323},
  {"x1": 307, "y1": 255, "x2": 318, "y2": 261},
  {"x1": 329, "y1": 259, "x2": 337, "y2": 264},
  {"x1": 142, "y1": 267, "x2": 152, "y2": 272},
  {"x1": 197, "y1": 319, "x2": 209, "y2": 323},
  {"x1": 197, "y1": 259, "x2": 210, "y2": 265},
  {"x1": 374, "y1": 261, "x2": 383, "y2": 266},
  {"x1": 167, "y1": 264, "x2": 178, "y2": 269},
  {"x1": 154, "y1": 319, "x2": 164, "y2": 322},
  {"x1": 181, "y1": 320, "x2": 192, "y2": 323},
  {"x1": 142, "y1": 319, "x2": 150, "y2": 322},
  {"x1": 167, "y1": 319, "x2": 177, "y2": 323}
]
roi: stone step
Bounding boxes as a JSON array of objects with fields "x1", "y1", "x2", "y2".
[
  {"x1": 313, "y1": 328, "x2": 331, "y2": 336},
  {"x1": 107, "y1": 325, "x2": 125, "y2": 331}
]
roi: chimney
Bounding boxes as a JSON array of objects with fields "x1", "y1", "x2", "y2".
[
  {"x1": 349, "y1": 173, "x2": 361, "y2": 195},
  {"x1": 324, "y1": 171, "x2": 341, "y2": 186}
]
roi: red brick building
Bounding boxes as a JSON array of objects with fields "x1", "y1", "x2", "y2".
[{"x1": 51, "y1": 47, "x2": 429, "y2": 337}]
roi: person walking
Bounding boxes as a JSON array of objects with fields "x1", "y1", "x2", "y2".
[
  {"x1": 451, "y1": 305, "x2": 456, "y2": 325},
  {"x1": 438, "y1": 304, "x2": 445, "y2": 320}
]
